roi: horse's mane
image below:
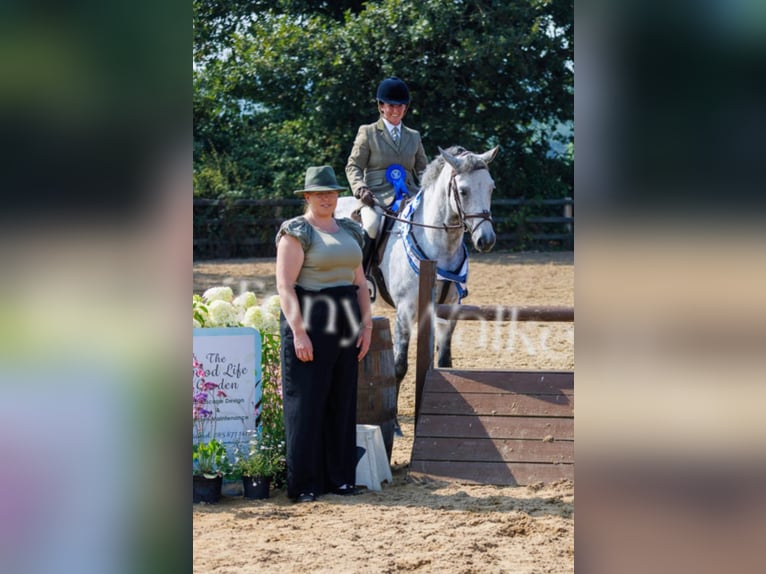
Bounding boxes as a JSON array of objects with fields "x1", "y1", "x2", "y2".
[{"x1": 419, "y1": 145, "x2": 488, "y2": 190}]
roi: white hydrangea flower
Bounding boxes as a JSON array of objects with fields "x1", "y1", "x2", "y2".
[
  {"x1": 261, "y1": 313, "x2": 280, "y2": 334},
  {"x1": 193, "y1": 318, "x2": 202, "y2": 328},
  {"x1": 207, "y1": 299, "x2": 239, "y2": 327},
  {"x1": 233, "y1": 291, "x2": 258, "y2": 309},
  {"x1": 241, "y1": 306, "x2": 264, "y2": 330},
  {"x1": 203, "y1": 286, "x2": 234, "y2": 303},
  {"x1": 263, "y1": 294, "x2": 282, "y2": 318}
]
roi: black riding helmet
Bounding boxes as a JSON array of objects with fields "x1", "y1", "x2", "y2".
[{"x1": 376, "y1": 77, "x2": 410, "y2": 105}]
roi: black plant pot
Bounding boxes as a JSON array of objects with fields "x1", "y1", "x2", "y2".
[
  {"x1": 193, "y1": 475, "x2": 223, "y2": 503},
  {"x1": 242, "y1": 475, "x2": 271, "y2": 500}
]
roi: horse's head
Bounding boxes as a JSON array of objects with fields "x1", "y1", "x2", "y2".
[{"x1": 439, "y1": 145, "x2": 499, "y2": 253}]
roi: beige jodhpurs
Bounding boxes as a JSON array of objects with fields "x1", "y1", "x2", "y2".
[{"x1": 359, "y1": 204, "x2": 385, "y2": 239}]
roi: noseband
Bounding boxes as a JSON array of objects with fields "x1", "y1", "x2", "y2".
[{"x1": 448, "y1": 168, "x2": 495, "y2": 235}]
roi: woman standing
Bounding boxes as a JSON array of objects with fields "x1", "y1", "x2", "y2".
[{"x1": 275, "y1": 165, "x2": 373, "y2": 503}]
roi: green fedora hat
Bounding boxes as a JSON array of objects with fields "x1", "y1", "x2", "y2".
[{"x1": 294, "y1": 165, "x2": 347, "y2": 195}]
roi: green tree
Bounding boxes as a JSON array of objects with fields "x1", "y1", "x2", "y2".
[{"x1": 193, "y1": 0, "x2": 572, "y2": 200}]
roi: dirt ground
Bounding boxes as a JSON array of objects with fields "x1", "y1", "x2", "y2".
[{"x1": 193, "y1": 250, "x2": 574, "y2": 574}]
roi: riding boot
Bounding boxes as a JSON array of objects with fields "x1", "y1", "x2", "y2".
[
  {"x1": 362, "y1": 233, "x2": 377, "y2": 302},
  {"x1": 362, "y1": 233, "x2": 376, "y2": 276}
]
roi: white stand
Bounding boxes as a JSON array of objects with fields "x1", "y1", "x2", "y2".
[{"x1": 355, "y1": 424, "x2": 392, "y2": 491}]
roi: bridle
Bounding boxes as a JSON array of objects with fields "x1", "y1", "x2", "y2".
[{"x1": 447, "y1": 167, "x2": 495, "y2": 235}]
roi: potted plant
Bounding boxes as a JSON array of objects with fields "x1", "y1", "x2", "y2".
[
  {"x1": 232, "y1": 430, "x2": 285, "y2": 500},
  {"x1": 193, "y1": 356, "x2": 232, "y2": 503}
]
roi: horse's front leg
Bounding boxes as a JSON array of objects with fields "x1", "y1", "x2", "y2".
[
  {"x1": 435, "y1": 317, "x2": 457, "y2": 368},
  {"x1": 392, "y1": 305, "x2": 415, "y2": 436},
  {"x1": 393, "y1": 306, "x2": 414, "y2": 387}
]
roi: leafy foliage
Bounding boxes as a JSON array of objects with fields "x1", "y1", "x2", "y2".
[
  {"x1": 193, "y1": 0, "x2": 572, "y2": 201},
  {"x1": 232, "y1": 431, "x2": 284, "y2": 479},
  {"x1": 193, "y1": 438, "x2": 232, "y2": 478},
  {"x1": 255, "y1": 332, "x2": 287, "y2": 486}
]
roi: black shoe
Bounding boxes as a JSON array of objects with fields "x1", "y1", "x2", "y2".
[
  {"x1": 294, "y1": 492, "x2": 317, "y2": 503},
  {"x1": 394, "y1": 419, "x2": 403, "y2": 437},
  {"x1": 332, "y1": 484, "x2": 359, "y2": 496}
]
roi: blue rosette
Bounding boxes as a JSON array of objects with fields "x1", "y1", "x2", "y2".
[{"x1": 386, "y1": 164, "x2": 408, "y2": 212}]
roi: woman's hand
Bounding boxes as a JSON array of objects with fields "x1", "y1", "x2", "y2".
[
  {"x1": 293, "y1": 332, "x2": 314, "y2": 362},
  {"x1": 352, "y1": 263, "x2": 373, "y2": 361},
  {"x1": 356, "y1": 324, "x2": 372, "y2": 361}
]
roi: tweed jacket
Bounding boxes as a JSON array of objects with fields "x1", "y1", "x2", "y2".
[{"x1": 345, "y1": 119, "x2": 428, "y2": 207}]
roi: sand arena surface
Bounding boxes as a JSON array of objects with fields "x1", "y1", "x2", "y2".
[{"x1": 193, "y1": 251, "x2": 574, "y2": 573}]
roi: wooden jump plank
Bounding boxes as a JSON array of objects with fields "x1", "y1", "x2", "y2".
[
  {"x1": 423, "y1": 373, "x2": 574, "y2": 392},
  {"x1": 435, "y1": 304, "x2": 574, "y2": 322},
  {"x1": 412, "y1": 437, "x2": 573, "y2": 464},
  {"x1": 416, "y1": 414, "x2": 574, "y2": 441},
  {"x1": 419, "y1": 392, "x2": 573, "y2": 417},
  {"x1": 409, "y1": 460, "x2": 574, "y2": 486},
  {"x1": 426, "y1": 369, "x2": 573, "y2": 395}
]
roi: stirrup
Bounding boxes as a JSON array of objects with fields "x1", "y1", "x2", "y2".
[{"x1": 366, "y1": 275, "x2": 377, "y2": 303}]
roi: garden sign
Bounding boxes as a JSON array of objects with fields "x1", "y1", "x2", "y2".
[{"x1": 193, "y1": 327, "x2": 262, "y2": 455}]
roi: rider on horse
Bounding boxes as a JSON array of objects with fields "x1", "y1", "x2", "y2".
[{"x1": 345, "y1": 77, "x2": 428, "y2": 285}]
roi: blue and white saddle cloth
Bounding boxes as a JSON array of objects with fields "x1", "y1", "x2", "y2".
[{"x1": 400, "y1": 190, "x2": 469, "y2": 302}]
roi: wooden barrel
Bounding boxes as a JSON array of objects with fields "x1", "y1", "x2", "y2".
[{"x1": 356, "y1": 316, "x2": 397, "y2": 461}]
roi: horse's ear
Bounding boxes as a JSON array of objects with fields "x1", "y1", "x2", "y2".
[
  {"x1": 479, "y1": 146, "x2": 500, "y2": 165},
  {"x1": 438, "y1": 146, "x2": 464, "y2": 171}
]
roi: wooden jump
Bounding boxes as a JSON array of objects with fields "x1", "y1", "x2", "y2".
[{"x1": 409, "y1": 260, "x2": 574, "y2": 486}]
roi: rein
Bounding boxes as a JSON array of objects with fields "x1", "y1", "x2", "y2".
[{"x1": 380, "y1": 208, "x2": 461, "y2": 230}]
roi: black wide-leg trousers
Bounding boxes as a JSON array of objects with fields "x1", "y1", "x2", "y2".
[{"x1": 281, "y1": 285, "x2": 360, "y2": 499}]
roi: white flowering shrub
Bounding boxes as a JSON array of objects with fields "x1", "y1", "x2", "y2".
[
  {"x1": 233, "y1": 291, "x2": 258, "y2": 309},
  {"x1": 207, "y1": 300, "x2": 239, "y2": 327},
  {"x1": 194, "y1": 288, "x2": 280, "y2": 335},
  {"x1": 202, "y1": 286, "x2": 234, "y2": 303}
]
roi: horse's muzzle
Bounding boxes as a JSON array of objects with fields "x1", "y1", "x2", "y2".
[
  {"x1": 468, "y1": 215, "x2": 496, "y2": 252},
  {"x1": 474, "y1": 234, "x2": 496, "y2": 253},
  {"x1": 471, "y1": 224, "x2": 496, "y2": 252}
]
